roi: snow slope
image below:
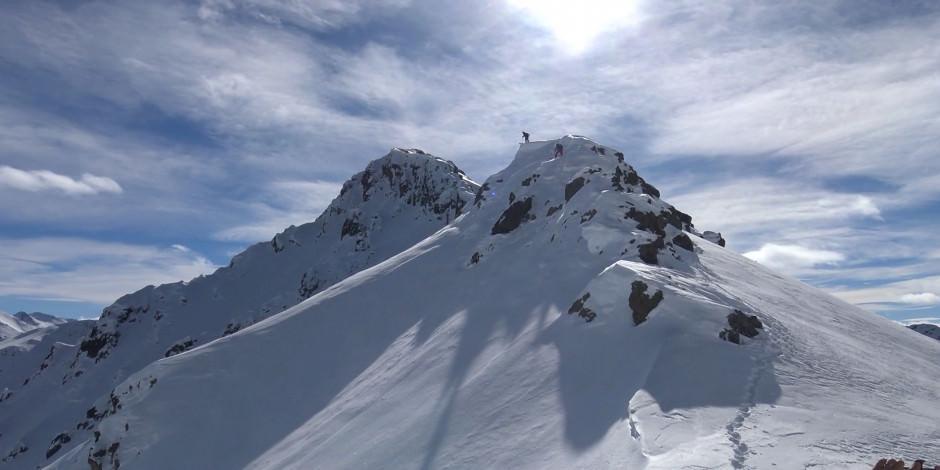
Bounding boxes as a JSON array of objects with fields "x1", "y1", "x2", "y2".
[
  {"x1": 46, "y1": 136, "x2": 940, "y2": 469},
  {"x1": 0, "y1": 149, "x2": 478, "y2": 468}
]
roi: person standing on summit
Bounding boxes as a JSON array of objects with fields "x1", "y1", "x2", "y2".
[{"x1": 522, "y1": 131, "x2": 530, "y2": 143}]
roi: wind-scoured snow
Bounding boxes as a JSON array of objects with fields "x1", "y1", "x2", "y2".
[
  {"x1": 40, "y1": 136, "x2": 940, "y2": 470},
  {"x1": 0, "y1": 149, "x2": 478, "y2": 468}
]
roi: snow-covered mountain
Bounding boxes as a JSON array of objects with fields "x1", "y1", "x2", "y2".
[
  {"x1": 1, "y1": 312, "x2": 94, "y2": 415},
  {"x1": 909, "y1": 323, "x2": 940, "y2": 341},
  {"x1": 0, "y1": 149, "x2": 478, "y2": 468},
  {"x1": 0, "y1": 312, "x2": 72, "y2": 342},
  {"x1": 1, "y1": 315, "x2": 94, "y2": 396},
  {"x1": 34, "y1": 136, "x2": 940, "y2": 469}
]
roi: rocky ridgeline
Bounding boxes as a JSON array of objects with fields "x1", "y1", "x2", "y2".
[
  {"x1": 469, "y1": 137, "x2": 717, "y2": 268},
  {"x1": 72, "y1": 148, "x2": 478, "y2": 368},
  {"x1": 466, "y1": 136, "x2": 732, "y2": 332}
]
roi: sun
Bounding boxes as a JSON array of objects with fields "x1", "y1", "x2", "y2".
[{"x1": 508, "y1": 0, "x2": 643, "y2": 54}]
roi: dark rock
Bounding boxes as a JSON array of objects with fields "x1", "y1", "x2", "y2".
[
  {"x1": 672, "y1": 233, "x2": 694, "y2": 251},
  {"x1": 473, "y1": 183, "x2": 490, "y2": 207},
  {"x1": 629, "y1": 281, "x2": 664, "y2": 325},
  {"x1": 359, "y1": 170, "x2": 373, "y2": 201},
  {"x1": 580, "y1": 209, "x2": 597, "y2": 224},
  {"x1": 340, "y1": 217, "x2": 364, "y2": 239},
  {"x1": 872, "y1": 458, "x2": 906, "y2": 470},
  {"x1": 568, "y1": 293, "x2": 596, "y2": 322},
  {"x1": 719, "y1": 329, "x2": 740, "y2": 344},
  {"x1": 720, "y1": 309, "x2": 763, "y2": 344},
  {"x1": 614, "y1": 151, "x2": 624, "y2": 163},
  {"x1": 908, "y1": 324, "x2": 940, "y2": 341},
  {"x1": 521, "y1": 174, "x2": 539, "y2": 186},
  {"x1": 703, "y1": 230, "x2": 726, "y2": 247},
  {"x1": 565, "y1": 177, "x2": 586, "y2": 202},
  {"x1": 271, "y1": 235, "x2": 285, "y2": 253},
  {"x1": 491, "y1": 197, "x2": 534, "y2": 235},
  {"x1": 611, "y1": 167, "x2": 626, "y2": 191},
  {"x1": 79, "y1": 327, "x2": 118, "y2": 360},
  {"x1": 728, "y1": 310, "x2": 763, "y2": 337},
  {"x1": 637, "y1": 236, "x2": 665, "y2": 265},
  {"x1": 164, "y1": 338, "x2": 196, "y2": 358},
  {"x1": 546, "y1": 204, "x2": 562, "y2": 217},
  {"x1": 626, "y1": 208, "x2": 667, "y2": 236},
  {"x1": 619, "y1": 168, "x2": 660, "y2": 197},
  {"x1": 222, "y1": 323, "x2": 242, "y2": 337},
  {"x1": 470, "y1": 252, "x2": 482, "y2": 265},
  {"x1": 298, "y1": 272, "x2": 320, "y2": 300},
  {"x1": 46, "y1": 432, "x2": 71, "y2": 459}
]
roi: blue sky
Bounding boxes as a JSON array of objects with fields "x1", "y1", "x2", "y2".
[{"x1": 1, "y1": 0, "x2": 938, "y2": 323}]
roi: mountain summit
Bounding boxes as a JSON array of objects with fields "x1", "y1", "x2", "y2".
[
  {"x1": 6, "y1": 136, "x2": 940, "y2": 469},
  {"x1": 0, "y1": 148, "x2": 478, "y2": 468}
]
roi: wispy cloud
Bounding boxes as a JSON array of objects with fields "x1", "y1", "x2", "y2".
[
  {"x1": 214, "y1": 180, "x2": 344, "y2": 242},
  {"x1": 0, "y1": 0, "x2": 939, "y2": 320},
  {"x1": 0, "y1": 166, "x2": 122, "y2": 195},
  {"x1": 0, "y1": 238, "x2": 217, "y2": 304}
]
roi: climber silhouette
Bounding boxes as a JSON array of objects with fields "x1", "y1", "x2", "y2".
[
  {"x1": 553, "y1": 143, "x2": 564, "y2": 158},
  {"x1": 522, "y1": 131, "x2": 530, "y2": 143}
]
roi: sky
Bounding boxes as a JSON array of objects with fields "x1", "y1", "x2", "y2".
[{"x1": 0, "y1": 0, "x2": 938, "y2": 323}]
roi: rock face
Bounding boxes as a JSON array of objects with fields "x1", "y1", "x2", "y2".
[
  {"x1": 491, "y1": 197, "x2": 535, "y2": 235},
  {"x1": 908, "y1": 323, "x2": 940, "y2": 341},
  {"x1": 567, "y1": 293, "x2": 596, "y2": 322},
  {"x1": 719, "y1": 309, "x2": 764, "y2": 344}
]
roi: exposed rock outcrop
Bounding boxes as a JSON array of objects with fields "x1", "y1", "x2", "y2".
[{"x1": 629, "y1": 281, "x2": 664, "y2": 325}]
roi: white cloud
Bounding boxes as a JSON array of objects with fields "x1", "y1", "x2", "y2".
[
  {"x1": 0, "y1": 165, "x2": 122, "y2": 195},
  {"x1": 744, "y1": 243, "x2": 844, "y2": 273},
  {"x1": 830, "y1": 275, "x2": 940, "y2": 311},
  {"x1": 669, "y1": 178, "x2": 881, "y2": 243},
  {"x1": 0, "y1": 238, "x2": 217, "y2": 304},
  {"x1": 508, "y1": 0, "x2": 643, "y2": 54},
  {"x1": 899, "y1": 292, "x2": 940, "y2": 306},
  {"x1": 214, "y1": 180, "x2": 343, "y2": 242}
]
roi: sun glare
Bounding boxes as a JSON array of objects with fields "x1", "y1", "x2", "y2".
[{"x1": 508, "y1": 0, "x2": 642, "y2": 54}]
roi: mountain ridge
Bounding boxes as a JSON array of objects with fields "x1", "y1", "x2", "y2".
[
  {"x1": 0, "y1": 148, "x2": 479, "y2": 468},
  {"x1": 41, "y1": 136, "x2": 939, "y2": 469}
]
